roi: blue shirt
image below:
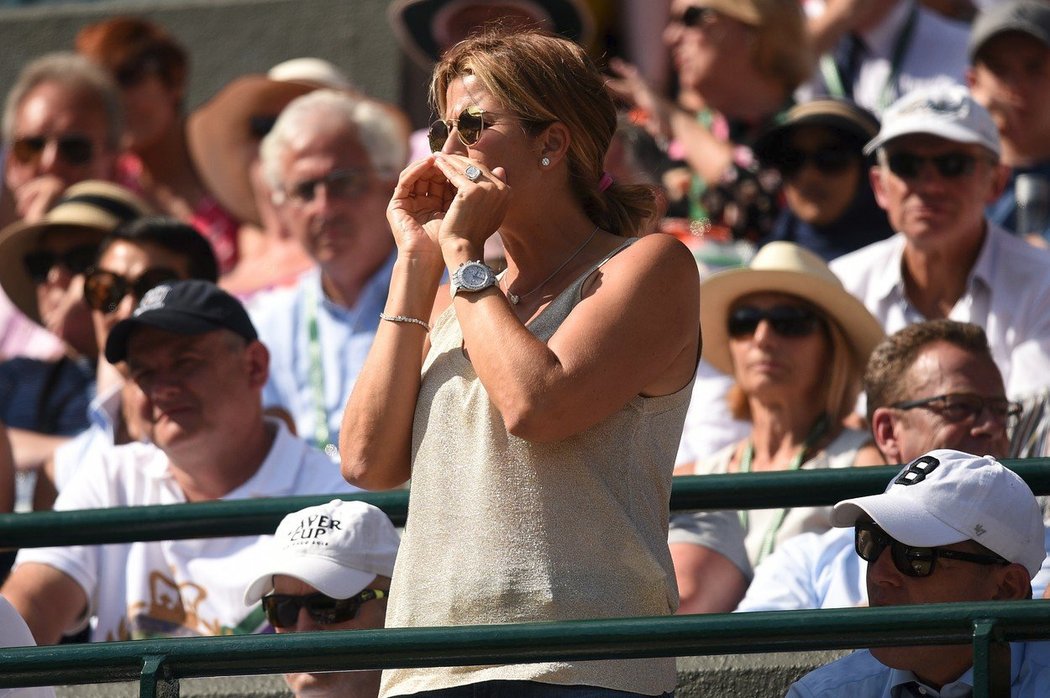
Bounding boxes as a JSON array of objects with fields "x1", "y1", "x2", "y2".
[
  {"x1": 249, "y1": 255, "x2": 394, "y2": 459},
  {"x1": 0, "y1": 355, "x2": 93, "y2": 434},
  {"x1": 787, "y1": 642, "x2": 1050, "y2": 697}
]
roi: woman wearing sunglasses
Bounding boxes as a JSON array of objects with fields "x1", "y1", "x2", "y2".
[
  {"x1": 342, "y1": 28, "x2": 699, "y2": 698},
  {"x1": 671, "y1": 241, "x2": 885, "y2": 603},
  {"x1": 753, "y1": 99, "x2": 894, "y2": 262}
]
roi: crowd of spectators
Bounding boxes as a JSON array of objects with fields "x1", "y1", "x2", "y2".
[{"x1": 3, "y1": 0, "x2": 1050, "y2": 696}]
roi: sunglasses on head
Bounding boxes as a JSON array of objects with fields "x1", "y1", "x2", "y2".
[
  {"x1": 855, "y1": 520, "x2": 1008, "y2": 578},
  {"x1": 286, "y1": 169, "x2": 370, "y2": 205},
  {"x1": 674, "y1": 5, "x2": 719, "y2": 28},
  {"x1": 886, "y1": 151, "x2": 978, "y2": 179},
  {"x1": 23, "y1": 244, "x2": 98, "y2": 283},
  {"x1": 727, "y1": 305, "x2": 824, "y2": 339},
  {"x1": 84, "y1": 267, "x2": 179, "y2": 314},
  {"x1": 428, "y1": 105, "x2": 489, "y2": 153},
  {"x1": 777, "y1": 146, "x2": 856, "y2": 177},
  {"x1": 11, "y1": 135, "x2": 95, "y2": 167},
  {"x1": 262, "y1": 588, "x2": 385, "y2": 628}
]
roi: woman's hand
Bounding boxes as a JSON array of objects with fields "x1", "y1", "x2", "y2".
[
  {"x1": 386, "y1": 156, "x2": 451, "y2": 261},
  {"x1": 430, "y1": 153, "x2": 510, "y2": 256}
]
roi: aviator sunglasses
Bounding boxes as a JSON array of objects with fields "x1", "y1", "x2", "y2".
[
  {"x1": 262, "y1": 588, "x2": 385, "y2": 628},
  {"x1": 886, "y1": 151, "x2": 978, "y2": 179},
  {"x1": 428, "y1": 105, "x2": 490, "y2": 152},
  {"x1": 84, "y1": 267, "x2": 179, "y2": 314},
  {"x1": 854, "y1": 520, "x2": 1008, "y2": 578},
  {"x1": 727, "y1": 305, "x2": 824, "y2": 339},
  {"x1": 23, "y1": 244, "x2": 98, "y2": 283},
  {"x1": 11, "y1": 135, "x2": 95, "y2": 167}
]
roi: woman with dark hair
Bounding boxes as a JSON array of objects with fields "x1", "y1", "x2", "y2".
[
  {"x1": 76, "y1": 17, "x2": 240, "y2": 274},
  {"x1": 342, "y1": 28, "x2": 700, "y2": 697}
]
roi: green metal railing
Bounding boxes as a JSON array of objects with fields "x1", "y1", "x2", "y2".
[
  {"x1": 3, "y1": 459, "x2": 1049, "y2": 549},
  {"x1": 3, "y1": 601, "x2": 1049, "y2": 697}
]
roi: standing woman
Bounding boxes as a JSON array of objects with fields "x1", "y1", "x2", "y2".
[{"x1": 342, "y1": 29, "x2": 700, "y2": 698}]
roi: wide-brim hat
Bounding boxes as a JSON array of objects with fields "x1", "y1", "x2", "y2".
[
  {"x1": 0, "y1": 180, "x2": 151, "y2": 324},
  {"x1": 700, "y1": 241, "x2": 885, "y2": 377},
  {"x1": 187, "y1": 75, "x2": 317, "y2": 226},
  {"x1": 753, "y1": 99, "x2": 880, "y2": 165},
  {"x1": 388, "y1": 0, "x2": 595, "y2": 68}
]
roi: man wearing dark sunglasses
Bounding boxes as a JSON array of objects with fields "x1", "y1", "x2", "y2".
[
  {"x1": 2, "y1": 53, "x2": 122, "y2": 226},
  {"x1": 787, "y1": 449, "x2": 1048, "y2": 697},
  {"x1": 243, "y1": 499, "x2": 399, "y2": 698},
  {"x1": 831, "y1": 84, "x2": 1050, "y2": 405},
  {"x1": 253, "y1": 89, "x2": 407, "y2": 460}
]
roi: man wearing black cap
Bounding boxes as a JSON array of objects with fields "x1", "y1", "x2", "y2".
[{"x1": 2, "y1": 280, "x2": 354, "y2": 644}]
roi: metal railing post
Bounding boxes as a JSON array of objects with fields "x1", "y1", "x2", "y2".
[
  {"x1": 140, "y1": 654, "x2": 178, "y2": 698},
  {"x1": 972, "y1": 619, "x2": 1009, "y2": 697}
]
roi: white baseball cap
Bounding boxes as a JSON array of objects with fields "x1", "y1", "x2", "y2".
[
  {"x1": 831, "y1": 449, "x2": 1045, "y2": 577},
  {"x1": 244, "y1": 499, "x2": 400, "y2": 605},
  {"x1": 863, "y1": 84, "x2": 1001, "y2": 158}
]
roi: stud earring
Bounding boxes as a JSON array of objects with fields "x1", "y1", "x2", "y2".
[{"x1": 541, "y1": 156, "x2": 551, "y2": 167}]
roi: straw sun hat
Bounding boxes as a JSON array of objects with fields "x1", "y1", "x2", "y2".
[
  {"x1": 700, "y1": 241, "x2": 885, "y2": 376},
  {"x1": 0, "y1": 180, "x2": 152, "y2": 324}
]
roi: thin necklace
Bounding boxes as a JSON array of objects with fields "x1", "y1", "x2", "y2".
[{"x1": 505, "y1": 224, "x2": 600, "y2": 305}]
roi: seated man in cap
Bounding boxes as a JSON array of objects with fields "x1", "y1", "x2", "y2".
[
  {"x1": 1, "y1": 280, "x2": 354, "y2": 643},
  {"x1": 737, "y1": 319, "x2": 1044, "y2": 611},
  {"x1": 244, "y1": 499, "x2": 400, "y2": 698},
  {"x1": 787, "y1": 449, "x2": 1050, "y2": 696},
  {"x1": 830, "y1": 84, "x2": 1050, "y2": 403}
]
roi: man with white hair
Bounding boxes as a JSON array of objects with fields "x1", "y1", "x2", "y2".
[
  {"x1": 244, "y1": 498, "x2": 400, "y2": 698},
  {"x1": 787, "y1": 449, "x2": 1050, "y2": 696},
  {"x1": 250, "y1": 90, "x2": 407, "y2": 459}
]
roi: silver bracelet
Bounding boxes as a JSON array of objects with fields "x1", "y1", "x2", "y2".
[{"x1": 379, "y1": 312, "x2": 430, "y2": 332}]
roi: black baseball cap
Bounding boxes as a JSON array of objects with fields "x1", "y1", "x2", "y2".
[
  {"x1": 104, "y1": 279, "x2": 258, "y2": 363},
  {"x1": 969, "y1": 0, "x2": 1050, "y2": 63}
]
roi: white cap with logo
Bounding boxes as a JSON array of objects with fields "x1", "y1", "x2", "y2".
[
  {"x1": 831, "y1": 449, "x2": 1045, "y2": 577},
  {"x1": 863, "y1": 84, "x2": 1001, "y2": 158},
  {"x1": 244, "y1": 499, "x2": 401, "y2": 605}
]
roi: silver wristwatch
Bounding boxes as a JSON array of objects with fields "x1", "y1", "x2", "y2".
[{"x1": 450, "y1": 260, "x2": 498, "y2": 297}]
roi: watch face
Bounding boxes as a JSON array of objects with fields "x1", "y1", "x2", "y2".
[{"x1": 460, "y1": 262, "x2": 493, "y2": 290}]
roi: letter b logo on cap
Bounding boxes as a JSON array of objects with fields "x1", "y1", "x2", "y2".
[{"x1": 894, "y1": 455, "x2": 940, "y2": 486}]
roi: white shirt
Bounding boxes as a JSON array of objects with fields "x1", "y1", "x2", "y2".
[
  {"x1": 0, "y1": 594, "x2": 55, "y2": 698},
  {"x1": 15, "y1": 419, "x2": 355, "y2": 641},
  {"x1": 830, "y1": 224, "x2": 1050, "y2": 400},
  {"x1": 787, "y1": 642, "x2": 1050, "y2": 697}
]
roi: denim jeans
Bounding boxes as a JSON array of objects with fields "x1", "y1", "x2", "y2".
[{"x1": 395, "y1": 680, "x2": 674, "y2": 697}]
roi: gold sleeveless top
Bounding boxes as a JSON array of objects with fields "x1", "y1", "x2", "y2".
[{"x1": 381, "y1": 239, "x2": 694, "y2": 696}]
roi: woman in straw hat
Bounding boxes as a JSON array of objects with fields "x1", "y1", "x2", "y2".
[
  {"x1": 672, "y1": 241, "x2": 885, "y2": 607},
  {"x1": 342, "y1": 28, "x2": 698, "y2": 697}
]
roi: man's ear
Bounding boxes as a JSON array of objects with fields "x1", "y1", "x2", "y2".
[
  {"x1": 994, "y1": 564, "x2": 1033, "y2": 601},
  {"x1": 869, "y1": 165, "x2": 889, "y2": 211},
  {"x1": 870, "y1": 407, "x2": 901, "y2": 464},
  {"x1": 245, "y1": 339, "x2": 270, "y2": 390}
]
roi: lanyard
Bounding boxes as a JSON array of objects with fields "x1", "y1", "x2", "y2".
[
  {"x1": 819, "y1": 1, "x2": 919, "y2": 112},
  {"x1": 738, "y1": 414, "x2": 829, "y2": 563},
  {"x1": 305, "y1": 282, "x2": 337, "y2": 458}
]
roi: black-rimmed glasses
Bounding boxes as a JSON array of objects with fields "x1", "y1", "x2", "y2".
[
  {"x1": 890, "y1": 392, "x2": 1021, "y2": 424},
  {"x1": 855, "y1": 520, "x2": 1009, "y2": 578},
  {"x1": 262, "y1": 588, "x2": 385, "y2": 628}
]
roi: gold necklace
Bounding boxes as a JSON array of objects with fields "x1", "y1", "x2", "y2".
[{"x1": 505, "y1": 224, "x2": 600, "y2": 305}]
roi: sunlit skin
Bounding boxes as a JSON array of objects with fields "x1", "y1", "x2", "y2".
[
  {"x1": 33, "y1": 228, "x2": 100, "y2": 358},
  {"x1": 89, "y1": 240, "x2": 192, "y2": 357},
  {"x1": 872, "y1": 341, "x2": 1010, "y2": 463},
  {"x1": 271, "y1": 574, "x2": 388, "y2": 698},
  {"x1": 968, "y1": 32, "x2": 1050, "y2": 166},
  {"x1": 782, "y1": 126, "x2": 861, "y2": 226}
]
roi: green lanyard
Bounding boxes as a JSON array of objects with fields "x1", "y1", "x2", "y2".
[
  {"x1": 819, "y1": 1, "x2": 919, "y2": 112},
  {"x1": 738, "y1": 414, "x2": 829, "y2": 563},
  {"x1": 305, "y1": 283, "x2": 336, "y2": 458}
]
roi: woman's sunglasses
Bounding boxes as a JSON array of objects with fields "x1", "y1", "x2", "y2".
[
  {"x1": 84, "y1": 267, "x2": 180, "y2": 314},
  {"x1": 428, "y1": 106, "x2": 488, "y2": 152},
  {"x1": 777, "y1": 147, "x2": 856, "y2": 178},
  {"x1": 855, "y1": 521, "x2": 1008, "y2": 578},
  {"x1": 11, "y1": 135, "x2": 95, "y2": 167},
  {"x1": 262, "y1": 588, "x2": 385, "y2": 628},
  {"x1": 727, "y1": 305, "x2": 824, "y2": 339},
  {"x1": 23, "y1": 244, "x2": 98, "y2": 283}
]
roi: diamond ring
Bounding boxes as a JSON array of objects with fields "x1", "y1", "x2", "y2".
[{"x1": 464, "y1": 165, "x2": 482, "y2": 182}]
